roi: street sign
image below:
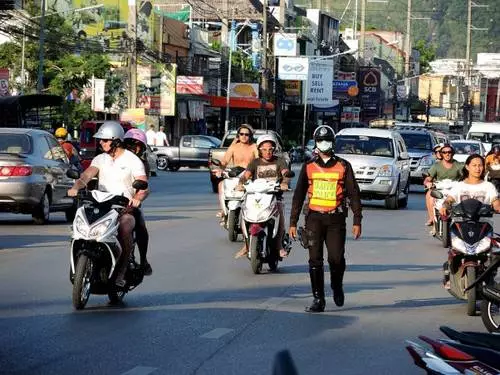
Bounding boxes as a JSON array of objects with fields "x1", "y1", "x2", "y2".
[
  {"x1": 306, "y1": 60, "x2": 334, "y2": 106},
  {"x1": 278, "y1": 57, "x2": 309, "y2": 80},
  {"x1": 273, "y1": 33, "x2": 297, "y2": 57},
  {"x1": 332, "y1": 80, "x2": 357, "y2": 93}
]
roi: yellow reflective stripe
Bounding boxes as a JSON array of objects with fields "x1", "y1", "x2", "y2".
[
  {"x1": 310, "y1": 197, "x2": 337, "y2": 207},
  {"x1": 311, "y1": 172, "x2": 340, "y2": 179}
]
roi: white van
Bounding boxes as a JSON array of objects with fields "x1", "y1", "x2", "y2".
[{"x1": 466, "y1": 122, "x2": 500, "y2": 153}]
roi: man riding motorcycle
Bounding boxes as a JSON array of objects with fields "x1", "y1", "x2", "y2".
[
  {"x1": 215, "y1": 124, "x2": 258, "y2": 224},
  {"x1": 68, "y1": 121, "x2": 149, "y2": 287},
  {"x1": 55, "y1": 127, "x2": 82, "y2": 172},
  {"x1": 234, "y1": 134, "x2": 291, "y2": 259},
  {"x1": 123, "y1": 128, "x2": 152, "y2": 275}
]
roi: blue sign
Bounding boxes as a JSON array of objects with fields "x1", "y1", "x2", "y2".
[{"x1": 332, "y1": 80, "x2": 357, "y2": 93}]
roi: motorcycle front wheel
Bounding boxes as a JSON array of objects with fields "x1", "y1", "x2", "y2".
[
  {"x1": 72, "y1": 254, "x2": 92, "y2": 310},
  {"x1": 466, "y1": 266, "x2": 477, "y2": 316},
  {"x1": 480, "y1": 298, "x2": 500, "y2": 332},
  {"x1": 249, "y1": 235, "x2": 263, "y2": 274}
]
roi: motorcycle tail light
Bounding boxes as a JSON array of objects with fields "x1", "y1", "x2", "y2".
[{"x1": 418, "y1": 336, "x2": 474, "y2": 361}]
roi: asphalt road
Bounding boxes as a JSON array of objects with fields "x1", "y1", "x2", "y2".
[{"x1": 0, "y1": 167, "x2": 496, "y2": 375}]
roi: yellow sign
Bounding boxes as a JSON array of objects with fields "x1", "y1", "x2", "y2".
[{"x1": 160, "y1": 64, "x2": 177, "y2": 116}]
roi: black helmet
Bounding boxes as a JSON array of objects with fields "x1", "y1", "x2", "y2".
[{"x1": 313, "y1": 125, "x2": 335, "y2": 142}]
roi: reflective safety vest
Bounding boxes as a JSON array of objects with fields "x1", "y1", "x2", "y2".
[{"x1": 306, "y1": 160, "x2": 346, "y2": 213}]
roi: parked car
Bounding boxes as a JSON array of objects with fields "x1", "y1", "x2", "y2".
[
  {"x1": 395, "y1": 128, "x2": 439, "y2": 184},
  {"x1": 450, "y1": 140, "x2": 486, "y2": 162},
  {"x1": 146, "y1": 145, "x2": 158, "y2": 177},
  {"x1": 154, "y1": 135, "x2": 221, "y2": 172},
  {"x1": 335, "y1": 128, "x2": 411, "y2": 209},
  {"x1": 208, "y1": 130, "x2": 290, "y2": 193},
  {"x1": 0, "y1": 128, "x2": 76, "y2": 224}
]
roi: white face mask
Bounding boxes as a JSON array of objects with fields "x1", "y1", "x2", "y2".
[{"x1": 316, "y1": 140, "x2": 332, "y2": 153}]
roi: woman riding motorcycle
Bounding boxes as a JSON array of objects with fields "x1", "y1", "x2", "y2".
[
  {"x1": 68, "y1": 121, "x2": 149, "y2": 287},
  {"x1": 123, "y1": 128, "x2": 153, "y2": 276}
]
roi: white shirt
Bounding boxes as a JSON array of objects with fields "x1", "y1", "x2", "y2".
[
  {"x1": 448, "y1": 180, "x2": 498, "y2": 205},
  {"x1": 90, "y1": 149, "x2": 146, "y2": 199},
  {"x1": 146, "y1": 129, "x2": 156, "y2": 145},
  {"x1": 154, "y1": 131, "x2": 168, "y2": 146}
]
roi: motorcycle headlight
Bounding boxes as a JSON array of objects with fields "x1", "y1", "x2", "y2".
[
  {"x1": 74, "y1": 216, "x2": 87, "y2": 236},
  {"x1": 420, "y1": 155, "x2": 434, "y2": 166},
  {"x1": 378, "y1": 165, "x2": 393, "y2": 177},
  {"x1": 89, "y1": 219, "x2": 113, "y2": 238},
  {"x1": 473, "y1": 237, "x2": 491, "y2": 254}
]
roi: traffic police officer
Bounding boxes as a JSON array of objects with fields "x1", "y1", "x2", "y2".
[{"x1": 288, "y1": 125, "x2": 362, "y2": 312}]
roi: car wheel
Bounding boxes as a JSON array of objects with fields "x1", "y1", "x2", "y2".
[
  {"x1": 384, "y1": 182, "x2": 399, "y2": 210},
  {"x1": 157, "y1": 156, "x2": 168, "y2": 171},
  {"x1": 33, "y1": 191, "x2": 50, "y2": 225},
  {"x1": 398, "y1": 181, "x2": 409, "y2": 208}
]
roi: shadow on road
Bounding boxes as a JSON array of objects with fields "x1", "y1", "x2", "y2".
[
  {"x1": 143, "y1": 214, "x2": 192, "y2": 222},
  {"x1": 279, "y1": 263, "x2": 440, "y2": 274},
  {"x1": 0, "y1": 235, "x2": 68, "y2": 250}
]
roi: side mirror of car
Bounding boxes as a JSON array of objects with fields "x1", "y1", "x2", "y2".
[
  {"x1": 132, "y1": 180, "x2": 148, "y2": 191},
  {"x1": 284, "y1": 171, "x2": 296, "y2": 178},
  {"x1": 152, "y1": 147, "x2": 158, "y2": 152},
  {"x1": 430, "y1": 189, "x2": 444, "y2": 199},
  {"x1": 399, "y1": 151, "x2": 409, "y2": 160},
  {"x1": 66, "y1": 168, "x2": 80, "y2": 180}
]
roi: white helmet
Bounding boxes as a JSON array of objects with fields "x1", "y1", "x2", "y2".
[
  {"x1": 94, "y1": 121, "x2": 124, "y2": 141},
  {"x1": 256, "y1": 134, "x2": 277, "y2": 150}
]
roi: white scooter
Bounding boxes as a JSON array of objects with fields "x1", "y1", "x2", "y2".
[
  {"x1": 219, "y1": 166, "x2": 246, "y2": 241},
  {"x1": 430, "y1": 179, "x2": 458, "y2": 248},
  {"x1": 241, "y1": 174, "x2": 294, "y2": 274}
]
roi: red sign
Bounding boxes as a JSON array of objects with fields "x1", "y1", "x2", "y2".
[
  {"x1": 0, "y1": 68, "x2": 9, "y2": 96},
  {"x1": 176, "y1": 76, "x2": 204, "y2": 95}
]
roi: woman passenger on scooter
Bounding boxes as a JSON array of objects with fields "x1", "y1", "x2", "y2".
[
  {"x1": 234, "y1": 134, "x2": 291, "y2": 259},
  {"x1": 123, "y1": 128, "x2": 153, "y2": 275},
  {"x1": 439, "y1": 154, "x2": 500, "y2": 217}
]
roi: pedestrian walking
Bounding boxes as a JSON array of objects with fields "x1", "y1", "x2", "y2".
[
  {"x1": 288, "y1": 125, "x2": 362, "y2": 313},
  {"x1": 155, "y1": 126, "x2": 170, "y2": 147},
  {"x1": 146, "y1": 125, "x2": 156, "y2": 146}
]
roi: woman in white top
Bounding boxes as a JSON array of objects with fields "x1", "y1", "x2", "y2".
[{"x1": 440, "y1": 154, "x2": 500, "y2": 216}]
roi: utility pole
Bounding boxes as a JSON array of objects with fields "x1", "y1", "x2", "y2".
[
  {"x1": 392, "y1": 82, "x2": 397, "y2": 120},
  {"x1": 262, "y1": 0, "x2": 268, "y2": 130},
  {"x1": 128, "y1": 1, "x2": 137, "y2": 109},
  {"x1": 36, "y1": 0, "x2": 46, "y2": 93},
  {"x1": 359, "y1": 0, "x2": 365, "y2": 62},
  {"x1": 463, "y1": 0, "x2": 472, "y2": 135},
  {"x1": 404, "y1": 0, "x2": 411, "y2": 76}
]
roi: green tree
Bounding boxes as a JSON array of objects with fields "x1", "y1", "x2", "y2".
[{"x1": 414, "y1": 40, "x2": 437, "y2": 73}]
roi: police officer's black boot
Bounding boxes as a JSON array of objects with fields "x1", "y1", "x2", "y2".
[
  {"x1": 305, "y1": 266, "x2": 325, "y2": 313},
  {"x1": 330, "y1": 271, "x2": 345, "y2": 307}
]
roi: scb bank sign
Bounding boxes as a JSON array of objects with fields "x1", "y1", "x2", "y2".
[{"x1": 306, "y1": 60, "x2": 334, "y2": 106}]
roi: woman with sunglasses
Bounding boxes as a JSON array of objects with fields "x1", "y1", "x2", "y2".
[
  {"x1": 423, "y1": 144, "x2": 463, "y2": 227},
  {"x1": 215, "y1": 124, "x2": 258, "y2": 223}
]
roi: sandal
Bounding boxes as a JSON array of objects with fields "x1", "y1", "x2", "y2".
[
  {"x1": 216, "y1": 211, "x2": 224, "y2": 218},
  {"x1": 279, "y1": 249, "x2": 289, "y2": 258},
  {"x1": 425, "y1": 220, "x2": 433, "y2": 226},
  {"x1": 234, "y1": 247, "x2": 248, "y2": 259}
]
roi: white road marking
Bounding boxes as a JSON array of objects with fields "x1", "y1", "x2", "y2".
[
  {"x1": 200, "y1": 328, "x2": 234, "y2": 339},
  {"x1": 120, "y1": 366, "x2": 158, "y2": 375}
]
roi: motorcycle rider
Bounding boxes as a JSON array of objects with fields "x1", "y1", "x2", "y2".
[
  {"x1": 122, "y1": 128, "x2": 153, "y2": 276},
  {"x1": 55, "y1": 127, "x2": 82, "y2": 172},
  {"x1": 424, "y1": 143, "x2": 444, "y2": 226},
  {"x1": 68, "y1": 121, "x2": 149, "y2": 287},
  {"x1": 423, "y1": 144, "x2": 462, "y2": 229},
  {"x1": 215, "y1": 124, "x2": 258, "y2": 224},
  {"x1": 485, "y1": 144, "x2": 500, "y2": 190},
  {"x1": 288, "y1": 125, "x2": 362, "y2": 313},
  {"x1": 234, "y1": 134, "x2": 290, "y2": 259}
]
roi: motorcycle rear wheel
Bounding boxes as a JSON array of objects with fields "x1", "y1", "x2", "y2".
[
  {"x1": 466, "y1": 267, "x2": 477, "y2": 316},
  {"x1": 227, "y1": 210, "x2": 238, "y2": 242},
  {"x1": 480, "y1": 299, "x2": 500, "y2": 332},
  {"x1": 441, "y1": 220, "x2": 450, "y2": 248},
  {"x1": 249, "y1": 235, "x2": 263, "y2": 274},
  {"x1": 72, "y1": 255, "x2": 92, "y2": 310}
]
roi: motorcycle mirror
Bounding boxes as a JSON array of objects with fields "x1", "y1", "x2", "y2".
[
  {"x1": 284, "y1": 171, "x2": 295, "y2": 178},
  {"x1": 211, "y1": 159, "x2": 221, "y2": 166},
  {"x1": 132, "y1": 180, "x2": 148, "y2": 190},
  {"x1": 430, "y1": 190, "x2": 444, "y2": 199},
  {"x1": 66, "y1": 168, "x2": 80, "y2": 180}
]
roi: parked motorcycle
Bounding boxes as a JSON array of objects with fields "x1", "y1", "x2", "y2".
[
  {"x1": 406, "y1": 327, "x2": 500, "y2": 374},
  {"x1": 430, "y1": 179, "x2": 457, "y2": 248},
  {"x1": 67, "y1": 170, "x2": 149, "y2": 310},
  {"x1": 440, "y1": 198, "x2": 496, "y2": 316},
  {"x1": 465, "y1": 251, "x2": 500, "y2": 332},
  {"x1": 241, "y1": 173, "x2": 294, "y2": 274}
]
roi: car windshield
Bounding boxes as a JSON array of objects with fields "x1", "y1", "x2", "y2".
[
  {"x1": 0, "y1": 134, "x2": 32, "y2": 154},
  {"x1": 451, "y1": 142, "x2": 481, "y2": 155},
  {"x1": 400, "y1": 133, "x2": 432, "y2": 150},
  {"x1": 306, "y1": 139, "x2": 315, "y2": 150},
  {"x1": 335, "y1": 135, "x2": 394, "y2": 157}
]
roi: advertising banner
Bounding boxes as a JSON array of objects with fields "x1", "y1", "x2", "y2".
[
  {"x1": 337, "y1": 71, "x2": 356, "y2": 80},
  {"x1": 230, "y1": 83, "x2": 259, "y2": 98},
  {"x1": 273, "y1": 33, "x2": 297, "y2": 57},
  {"x1": 0, "y1": 68, "x2": 9, "y2": 96},
  {"x1": 341, "y1": 106, "x2": 361, "y2": 124},
  {"x1": 137, "y1": 65, "x2": 152, "y2": 109},
  {"x1": 278, "y1": 57, "x2": 309, "y2": 81},
  {"x1": 176, "y1": 76, "x2": 204, "y2": 95},
  {"x1": 358, "y1": 67, "x2": 381, "y2": 119},
  {"x1": 91, "y1": 78, "x2": 105, "y2": 111},
  {"x1": 160, "y1": 64, "x2": 177, "y2": 116},
  {"x1": 121, "y1": 108, "x2": 145, "y2": 129},
  {"x1": 306, "y1": 59, "x2": 334, "y2": 106},
  {"x1": 332, "y1": 80, "x2": 357, "y2": 93}
]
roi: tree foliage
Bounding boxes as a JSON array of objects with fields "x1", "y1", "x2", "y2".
[{"x1": 414, "y1": 40, "x2": 437, "y2": 73}]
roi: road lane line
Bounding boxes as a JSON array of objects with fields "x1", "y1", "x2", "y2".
[
  {"x1": 120, "y1": 366, "x2": 158, "y2": 375},
  {"x1": 200, "y1": 328, "x2": 234, "y2": 339}
]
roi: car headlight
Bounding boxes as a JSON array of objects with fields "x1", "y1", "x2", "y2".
[
  {"x1": 420, "y1": 155, "x2": 434, "y2": 166},
  {"x1": 89, "y1": 219, "x2": 113, "y2": 238},
  {"x1": 378, "y1": 165, "x2": 393, "y2": 177},
  {"x1": 75, "y1": 216, "x2": 87, "y2": 236}
]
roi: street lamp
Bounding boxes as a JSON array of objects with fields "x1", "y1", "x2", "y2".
[
  {"x1": 224, "y1": 19, "x2": 250, "y2": 133},
  {"x1": 301, "y1": 49, "x2": 357, "y2": 150}
]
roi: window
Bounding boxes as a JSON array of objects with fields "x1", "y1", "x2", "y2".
[
  {"x1": 194, "y1": 137, "x2": 215, "y2": 148},
  {"x1": 335, "y1": 136, "x2": 394, "y2": 157},
  {"x1": 0, "y1": 134, "x2": 32, "y2": 154},
  {"x1": 400, "y1": 133, "x2": 432, "y2": 151},
  {"x1": 182, "y1": 136, "x2": 192, "y2": 147},
  {"x1": 45, "y1": 136, "x2": 68, "y2": 162}
]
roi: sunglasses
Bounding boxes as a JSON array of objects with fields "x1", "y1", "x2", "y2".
[
  {"x1": 260, "y1": 148, "x2": 274, "y2": 152},
  {"x1": 239, "y1": 132, "x2": 250, "y2": 136},
  {"x1": 99, "y1": 139, "x2": 112, "y2": 143},
  {"x1": 441, "y1": 150, "x2": 452, "y2": 155}
]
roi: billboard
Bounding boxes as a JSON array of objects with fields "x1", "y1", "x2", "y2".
[
  {"x1": 0, "y1": 69, "x2": 9, "y2": 97},
  {"x1": 160, "y1": 64, "x2": 177, "y2": 116},
  {"x1": 358, "y1": 67, "x2": 381, "y2": 120},
  {"x1": 273, "y1": 33, "x2": 297, "y2": 57},
  {"x1": 306, "y1": 60, "x2": 334, "y2": 106},
  {"x1": 176, "y1": 76, "x2": 204, "y2": 95},
  {"x1": 278, "y1": 57, "x2": 309, "y2": 81},
  {"x1": 230, "y1": 83, "x2": 259, "y2": 98}
]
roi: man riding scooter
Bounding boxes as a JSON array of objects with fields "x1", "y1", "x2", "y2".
[{"x1": 68, "y1": 121, "x2": 149, "y2": 287}]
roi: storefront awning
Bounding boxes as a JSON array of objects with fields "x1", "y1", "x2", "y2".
[{"x1": 202, "y1": 95, "x2": 274, "y2": 112}]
